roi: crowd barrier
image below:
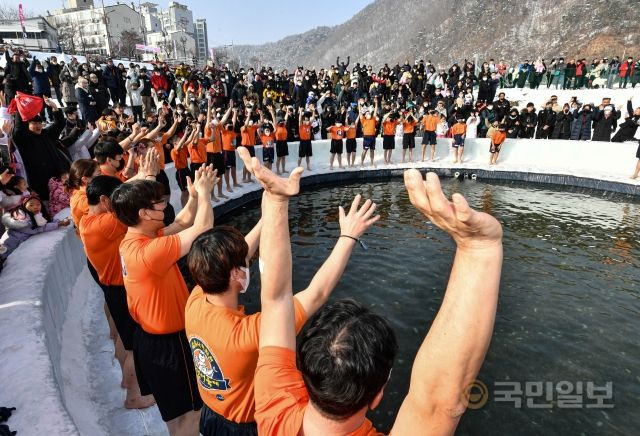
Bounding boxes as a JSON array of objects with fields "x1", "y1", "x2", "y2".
[{"x1": 0, "y1": 136, "x2": 638, "y2": 435}]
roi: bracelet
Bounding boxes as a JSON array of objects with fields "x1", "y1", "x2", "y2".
[
  {"x1": 144, "y1": 175, "x2": 156, "y2": 179},
  {"x1": 127, "y1": 136, "x2": 135, "y2": 142},
  {"x1": 339, "y1": 234, "x2": 368, "y2": 250}
]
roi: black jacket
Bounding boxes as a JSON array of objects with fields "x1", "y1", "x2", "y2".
[
  {"x1": 551, "y1": 111, "x2": 572, "y2": 140},
  {"x1": 611, "y1": 100, "x2": 639, "y2": 142},
  {"x1": 591, "y1": 109, "x2": 620, "y2": 142}
]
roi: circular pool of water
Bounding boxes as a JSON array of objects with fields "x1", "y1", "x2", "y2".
[{"x1": 220, "y1": 177, "x2": 640, "y2": 435}]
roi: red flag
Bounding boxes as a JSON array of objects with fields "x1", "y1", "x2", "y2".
[{"x1": 7, "y1": 92, "x2": 44, "y2": 122}]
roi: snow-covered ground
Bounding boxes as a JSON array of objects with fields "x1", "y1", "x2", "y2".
[{"x1": 0, "y1": 88, "x2": 639, "y2": 436}]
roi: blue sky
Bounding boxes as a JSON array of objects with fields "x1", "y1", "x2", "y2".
[{"x1": 23, "y1": 0, "x2": 374, "y2": 46}]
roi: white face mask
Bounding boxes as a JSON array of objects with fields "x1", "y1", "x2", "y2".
[
  {"x1": 34, "y1": 213, "x2": 47, "y2": 227},
  {"x1": 238, "y1": 266, "x2": 250, "y2": 294}
]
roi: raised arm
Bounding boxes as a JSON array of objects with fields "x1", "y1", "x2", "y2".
[
  {"x1": 238, "y1": 147, "x2": 303, "y2": 350},
  {"x1": 294, "y1": 194, "x2": 379, "y2": 317},
  {"x1": 144, "y1": 116, "x2": 167, "y2": 139},
  {"x1": 391, "y1": 171, "x2": 503, "y2": 436},
  {"x1": 244, "y1": 218, "x2": 262, "y2": 266}
]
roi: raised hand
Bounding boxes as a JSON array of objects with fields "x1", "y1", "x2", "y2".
[
  {"x1": 404, "y1": 170, "x2": 502, "y2": 250},
  {"x1": 193, "y1": 164, "x2": 218, "y2": 197},
  {"x1": 139, "y1": 147, "x2": 160, "y2": 178},
  {"x1": 0, "y1": 169, "x2": 11, "y2": 185},
  {"x1": 237, "y1": 146, "x2": 303, "y2": 199},
  {"x1": 339, "y1": 194, "x2": 380, "y2": 239}
]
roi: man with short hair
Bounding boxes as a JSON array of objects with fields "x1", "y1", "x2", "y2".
[
  {"x1": 244, "y1": 155, "x2": 502, "y2": 436},
  {"x1": 111, "y1": 164, "x2": 218, "y2": 436}
]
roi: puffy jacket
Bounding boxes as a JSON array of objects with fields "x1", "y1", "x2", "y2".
[
  {"x1": 570, "y1": 110, "x2": 595, "y2": 140},
  {"x1": 591, "y1": 109, "x2": 620, "y2": 142},
  {"x1": 619, "y1": 60, "x2": 635, "y2": 78},
  {"x1": 101, "y1": 64, "x2": 119, "y2": 89},
  {"x1": 29, "y1": 61, "x2": 51, "y2": 96}
]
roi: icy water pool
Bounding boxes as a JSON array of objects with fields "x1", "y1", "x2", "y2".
[{"x1": 220, "y1": 178, "x2": 640, "y2": 435}]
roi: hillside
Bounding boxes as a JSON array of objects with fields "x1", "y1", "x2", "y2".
[{"x1": 220, "y1": 0, "x2": 640, "y2": 69}]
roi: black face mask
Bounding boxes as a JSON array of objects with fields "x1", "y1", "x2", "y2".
[{"x1": 114, "y1": 158, "x2": 125, "y2": 172}]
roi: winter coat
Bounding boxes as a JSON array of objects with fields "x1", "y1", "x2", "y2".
[
  {"x1": 570, "y1": 110, "x2": 595, "y2": 140},
  {"x1": 59, "y1": 70, "x2": 78, "y2": 104},
  {"x1": 101, "y1": 65, "x2": 119, "y2": 89},
  {"x1": 551, "y1": 111, "x2": 573, "y2": 140},
  {"x1": 1, "y1": 211, "x2": 60, "y2": 259},
  {"x1": 75, "y1": 85, "x2": 98, "y2": 124},
  {"x1": 126, "y1": 78, "x2": 144, "y2": 106},
  {"x1": 12, "y1": 110, "x2": 69, "y2": 200},
  {"x1": 611, "y1": 100, "x2": 640, "y2": 142},
  {"x1": 47, "y1": 63, "x2": 62, "y2": 87},
  {"x1": 591, "y1": 110, "x2": 620, "y2": 142},
  {"x1": 151, "y1": 73, "x2": 169, "y2": 93},
  {"x1": 48, "y1": 177, "x2": 70, "y2": 217},
  {"x1": 29, "y1": 62, "x2": 51, "y2": 96},
  {"x1": 90, "y1": 81, "x2": 110, "y2": 115},
  {"x1": 4, "y1": 51, "x2": 31, "y2": 94},
  {"x1": 619, "y1": 60, "x2": 635, "y2": 78}
]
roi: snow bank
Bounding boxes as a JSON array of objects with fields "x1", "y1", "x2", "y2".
[{"x1": 1, "y1": 90, "x2": 638, "y2": 436}]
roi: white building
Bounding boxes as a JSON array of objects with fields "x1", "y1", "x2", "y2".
[
  {"x1": 194, "y1": 18, "x2": 208, "y2": 64},
  {"x1": 0, "y1": 17, "x2": 59, "y2": 52},
  {"x1": 46, "y1": 0, "x2": 142, "y2": 57},
  {"x1": 146, "y1": 29, "x2": 195, "y2": 64}
]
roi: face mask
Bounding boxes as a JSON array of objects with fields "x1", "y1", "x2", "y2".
[
  {"x1": 34, "y1": 213, "x2": 47, "y2": 227},
  {"x1": 114, "y1": 158, "x2": 125, "y2": 171},
  {"x1": 239, "y1": 266, "x2": 250, "y2": 293},
  {"x1": 36, "y1": 68, "x2": 43, "y2": 73}
]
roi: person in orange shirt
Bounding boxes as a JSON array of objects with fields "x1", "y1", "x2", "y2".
[
  {"x1": 221, "y1": 107, "x2": 241, "y2": 193},
  {"x1": 490, "y1": 124, "x2": 508, "y2": 165},
  {"x1": 81, "y1": 175, "x2": 157, "y2": 411},
  {"x1": 381, "y1": 111, "x2": 399, "y2": 165},
  {"x1": 68, "y1": 159, "x2": 101, "y2": 233},
  {"x1": 451, "y1": 118, "x2": 467, "y2": 164},
  {"x1": 245, "y1": 159, "x2": 503, "y2": 436},
  {"x1": 170, "y1": 124, "x2": 195, "y2": 207},
  {"x1": 111, "y1": 165, "x2": 218, "y2": 435},
  {"x1": 205, "y1": 100, "x2": 230, "y2": 201},
  {"x1": 270, "y1": 106, "x2": 289, "y2": 175},
  {"x1": 259, "y1": 121, "x2": 276, "y2": 170},
  {"x1": 401, "y1": 110, "x2": 418, "y2": 163},
  {"x1": 358, "y1": 99, "x2": 379, "y2": 168},
  {"x1": 240, "y1": 108, "x2": 259, "y2": 183},
  {"x1": 326, "y1": 118, "x2": 346, "y2": 170},
  {"x1": 345, "y1": 113, "x2": 358, "y2": 168},
  {"x1": 297, "y1": 110, "x2": 314, "y2": 171},
  {"x1": 421, "y1": 110, "x2": 440, "y2": 162},
  {"x1": 188, "y1": 121, "x2": 208, "y2": 176}
]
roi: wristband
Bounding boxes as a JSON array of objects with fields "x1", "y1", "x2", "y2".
[{"x1": 339, "y1": 234, "x2": 368, "y2": 250}]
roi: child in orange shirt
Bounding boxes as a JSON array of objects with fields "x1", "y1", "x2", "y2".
[
  {"x1": 401, "y1": 110, "x2": 418, "y2": 163},
  {"x1": 240, "y1": 108, "x2": 259, "y2": 183},
  {"x1": 170, "y1": 124, "x2": 196, "y2": 206},
  {"x1": 269, "y1": 106, "x2": 289, "y2": 175},
  {"x1": 490, "y1": 124, "x2": 508, "y2": 165},
  {"x1": 358, "y1": 99, "x2": 379, "y2": 168},
  {"x1": 345, "y1": 113, "x2": 358, "y2": 168},
  {"x1": 381, "y1": 111, "x2": 399, "y2": 164},
  {"x1": 326, "y1": 117, "x2": 346, "y2": 170},
  {"x1": 451, "y1": 118, "x2": 467, "y2": 164},
  {"x1": 259, "y1": 122, "x2": 276, "y2": 170},
  {"x1": 297, "y1": 110, "x2": 315, "y2": 171}
]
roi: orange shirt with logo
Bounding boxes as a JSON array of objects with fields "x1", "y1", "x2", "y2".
[
  {"x1": 275, "y1": 125, "x2": 288, "y2": 141},
  {"x1": 171, "y1": 146, "x2": 189, "y2": 170},
  {"x1": 241, "y1": 125, "x2": 259, "y2": 147},
  {"x1": 190, "y1": 137, "x2": 208, "y2": 164},
  {"x1": 345, "y1": 125, "x2": 357, "y2": 139},
  {"x1": 260, "y1": 132, "x2": 276, "y2": 148},
  {"x1": 185, "y1": 287, "x2": 308, "y2": 423},
  {"x1": 328, "y1": 125, "x2": 346, "y2": 140},
  {"x1": 451, "y1": 123, "x2": 467, "y2": 136},
  {"x1": 70, "y1": 187, "x2": 88, "y2": 231},
  {"x1": 254, "y1": 347, "x2": 383, "y2": 436},
  {"x1": 382, "y1": 120, "x2": 399, "y2": 136},
  {"x1": 119, "y1": 231, "x2": 188, "y2": 334},
  {"x1": 492, "y1": 130, "x2": 507, "y2": 145},
  {"x1": 80, "y1": 212, "x2": 127, "y2": 286},
  {"x1": 361, "y1": 118, "x2": 377, "y2": 136},
  {"x1": 299, "y1": 123, "x2": 312, "y2": 141},
  {"x1": 222, "y1": 130, "x2": 237, "y2": 152},
  {"x1": 422, "y1": 114, "x2": 439, "y2": 132}
]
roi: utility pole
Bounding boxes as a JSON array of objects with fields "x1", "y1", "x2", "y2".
[{"x1": 101, "y1": 0, "x2": 112, "y2": 57}]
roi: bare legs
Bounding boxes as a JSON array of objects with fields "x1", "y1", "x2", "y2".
[
  {"x1": 166, "y1": 409, "x2": 201, "y2": 436},
  {"x1": 631, "y1": 159, "x2": 640, "y2": 179}
]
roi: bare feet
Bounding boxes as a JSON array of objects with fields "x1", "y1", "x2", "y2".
[
  {"x1": 219, "y1": 193, "x2": 229, "y2": 199},
  {"x1": 124, "y1": 395, "x2": 156, "y2": 410},
  {"x1": 630, "y1": 175, "x2": 638, "y2": 179},
  {"x1": 234, "y1": 182, "x2": 242, "y2": 188},
  {"x1": 211, "y1": 196, "x2": 219, "y2": 203},
  {"x1": 226, "y1": 187, "x2": 233, "y2": 193}
]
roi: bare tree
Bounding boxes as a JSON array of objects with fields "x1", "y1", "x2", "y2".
[
  {"x1": 0, "y1": 1, "x2": 34, "y2": 20},
  {"x1": 114, "y1": 30, "x2": 143, "y2": 59},
  {"x1": 56, "y1": 20, "x2": 80, "y2": 55}
]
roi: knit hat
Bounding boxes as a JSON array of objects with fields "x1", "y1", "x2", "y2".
[{"x1": 22, "y1": 193, "x2": 41, "y2": 206}]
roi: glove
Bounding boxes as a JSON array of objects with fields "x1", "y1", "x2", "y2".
[{"x1": 0, "y1": 424, "x2": 16, "y2": 436}]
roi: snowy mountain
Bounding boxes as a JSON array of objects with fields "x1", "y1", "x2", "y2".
[{"x1": 218, "y1": 0, "x2": 640, "y2": 69}]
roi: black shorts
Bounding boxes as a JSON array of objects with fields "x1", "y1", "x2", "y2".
[
  {"x1": 156, "y1": 169, "x2": 170, "y2": 196},
  {"x1": 346, "y1": 138, "x2": 357, "y2": 153},
  {"x1": 262, "y1": 147, "x2": 274, "y2": 163},
  {"x1": 490, "y1": 144, "x2": 502, "y2": 154},
  {"x1": 224, "y1": 150, "x2": 236, "y2": 168},
  {"x1": 402, "y1": 133, "x2": 416, "y2": 149},
  {"x1": 299, "y1": 139, "x2": 312, "y2": 157},
  {"x1": 382, "y1": 135, "x2": 395, "y2": 150},
  {"x1": 276, "y1": 140, "x2": 289, "y2": 157},
  {"x1": 453, "y1": 134, "x2": 465, "y2": 148},
  {"x1": 175, "y1": 167, "x2": 190, "y2": 191},
  {"x1": 244, "y1": 146, "x2": 256, "y2": 158},
  {"x1": 100, "y1": 284, "x2": 136, "y2": 350},
  {"x1": 133, "y1": 327, "x2": 203, "y2": 422},
  {"x1": 636, "y1": 142, "x2": 640, "y2": 159},
  {"x1": 190, "y1": 162, "x2": 204, "y2": 177},
  {"x1": 363, "y1": 136, "x2": 376, "y2": 150},
  {"x1": 200, "y1": 404, "x2": 257, "y2": 436},
  {"x1": 207, "y1": 152, "x2": 225, "y2": 176},
  {"x1": 422, "y1": 130, "x2": 437, "y2": 145},
  {"x1": 330, "y1": 139, "x2": 343, "y2": 154}
]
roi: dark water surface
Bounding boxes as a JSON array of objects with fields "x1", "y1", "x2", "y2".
[{"x1": 221, "y1": 178, "x2": 640, "y2": 435}]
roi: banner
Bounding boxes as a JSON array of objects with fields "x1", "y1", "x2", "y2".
[
  {"x1": 19, "y1": 4, "x2": 27, "y2": 40},
  {"x1": 135, "y1": 44, "x2": 161, "y2": 53}
]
